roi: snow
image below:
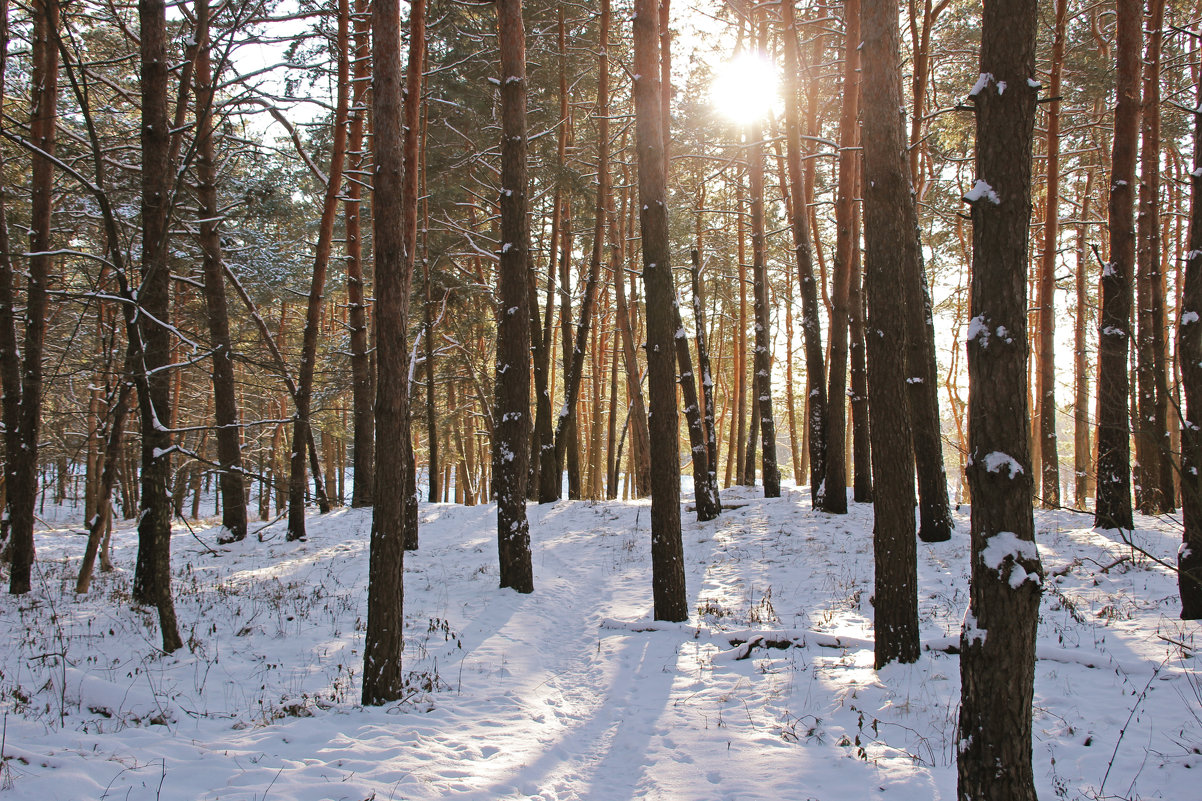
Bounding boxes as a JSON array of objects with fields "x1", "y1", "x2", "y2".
[
  {"x1": 969, "y1": 73, "x2": 993, "y2": 97},
  {"x1": 979, "y1": 530, "x2": 1039, "y2": 572},
  {"x1": 1183, "y1": 311, "x2": 1200, "y2": 325},
  {"x1": 963, "y1": 179, "x2": 1000, "y2": 205},
  {"x1": 0, "y1": 490, "x2": 1198, "y2": 800},
  {"x1": 982, "y1": 450, "x2": 1024, "y2": 477}
]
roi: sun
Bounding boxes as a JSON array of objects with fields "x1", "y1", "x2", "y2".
[{"x1": 710, "y1": 52, "x2": 780, "y2": 124}]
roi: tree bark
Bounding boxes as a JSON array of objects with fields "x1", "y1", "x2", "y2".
[
  {"x1": 345, "y1": 0, "x2": 374, "y2": 508},
  {"x1": 363, "y1": 0, "x2": 407, "y2": 705},
  {"x1": 781, "y1": 0, "x2": 827, "y2": 506},
  {"x1": 1074, "y1": 171, "x2": 1095, "y2": 509},
  {"x1": 287, "y1": 13, "x2": 350, "y2": 540},
  {"x1": 2, "y1": 0, "x2": 57, "y2": 594},
  {"x1": 1095, "y1": 0, "x2": 1139, "y2": 531},
  {"x1": 194, "y1": 0, "x2": 247, "y2": 542},
  {"x1": 1178, "y1": 76, "x2": 1202, "y2": 620},
  {"x1": 133, "y1": 0, "x2": 182, "y2": 652},
  {"x1": 849, "y1": 162, "x2": 872, "y2": 503},
  {"x1": 690, "y1": 249, "x2": 722, "y2": 514},
  {"x1": 823, "y1": 0, "x2": 860, "y2": 514},
  {"x1": 632, "y1": 0, "x2": 686, "y2": 621},
  {"x1": 957, "y1": 1, "x2": 1042, "y2": 798},
  {"x1": 748, "y1": 116, "x2": 780, "y2": 498},
  {"x1": 861, "y1": 0, "x2": 919, "y2": 668},
  {"x1": 1135, "y1": 0, "x2": 1170, "y2": 513},
  {"x1": 494, "y1": 0, "x2": 534, "y2": 593},
  {"x1": 1036, "y1": 0, "x2": 1066, "y2": 509}
]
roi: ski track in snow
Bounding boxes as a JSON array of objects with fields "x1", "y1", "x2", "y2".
[{"x1": 0, "y1": 486, "x2": 1197, "y2": 800}]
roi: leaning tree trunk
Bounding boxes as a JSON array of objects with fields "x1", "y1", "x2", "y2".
[
  {"x1": 632, "y1": 0, "x2": 686, "y2": 622},
  {"x1": 545, "y1": 0, "x2": 610, "y2": 504},
  {"x1": 781, "y1": 0, "x2": 827, "y2": 506},
  {"x1": 1178, "y1": 74, "x2": 1202, "y2": 620},
  {"x1": 194, "y1": 0, "x2": 247, "y2": 542},
  {"x1": 823, "y1": 0, "x2": 860, "y2": 514},
  {"x1": 494, "y1": 0, "x2": 534, "y2": 593},
  {"x1": 958, "y1": 1, "x2": 1042, "y2": 798},
  {"x1": 287, "y1": 17, "x2": 350, "y2": 540},
  {"x1": 1036, "y1": 0, "x2": 1066, "y2": 509},
  {"x1": 133, "y1": 0, "x2": 182, "y2": 652},
  {"x1": 690, "y1": 250, "x2": 721, "y2": 506},
  {"x1": 860, "y1": 0, "x2": 919, "y2": 668},
  {"x1": 363, "y1": 0, "x2": 407, "y2": 705},
  {"x1": 1095, "y1": 0, "x2": 1139, "y2": 531}
]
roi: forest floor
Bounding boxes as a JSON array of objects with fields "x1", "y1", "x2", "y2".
[{"x1": 0, "y1": 484, "x2": 1196, "y2": 800}]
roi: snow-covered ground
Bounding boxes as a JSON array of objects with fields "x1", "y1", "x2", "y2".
[{"x1": 0, "y1": 485, "x2": 1196, "y2": 800}]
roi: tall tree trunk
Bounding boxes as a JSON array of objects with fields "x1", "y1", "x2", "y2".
[
  {"x1": 861, "y1": 0, "x2": 918, "y2": 668},
  {"x1": 781, "y1": 0, "x2": 828, "y2": 506},
  {"x1": 424, "y1": 261, "x2": 439, "y2": 504},
  {"x1": 345, "y1": 0, "x2": 374, "y2": 508},
  {"x1": 849, "y1": 162, "x2": 872, "y2": 503},
  {"x1": 823, "y1": 0, "x2": 860, "y2": 514},
  {"x1": 748, "y1": 114, "x2": 780, "y2": 498},
  {"x1": 1095, "y1": 0, "x2": 1139, "y2": 531},
  {"x1": 1075, "y1": 171, "x2": 1095, "y2": 509},
  {"x1": 545, "y1": 0, "x2": 610, "y2": 504},
  {"x1": 691, "y1": 249, "x2": 722, "y2": 512},
  {"x1": 494, "y1": 0, "x2": 534, "y2": 593},
  {"x1": 632, "y1": 0, "x2": 686, "y2": 622},
  {"x1": 613, "y1": 185, "x2": 652, "y2": 497},
  {"x1": 906, "y1": 252, "x2": 952, "y2": 540},
  {"x1": 363, "y1": 0, "x2": 408, "y2": 705},
  {"x1": 133, "y1": 0, "x2": 182, "y2": 652},
  {"x1": 958, "y1": 1, "x2": 1042, "y2": 798},
  {"x1": 1, "y1": 0, "x2": 57, "y2": 593},
  {"x1": 1177, "y1": 72, "x2": 1202, "y2": 619},
  {"x1": 194, "y1": 0, "x2": 247, "y2": 542},
  {"x1": 287, "y1": 17, "x2": 350, "y2": 540},
  {"x1": 1135, "y1": 0, "x2": 1170, "y2": 513},
  {"x1": 1036, "y1": 0, "x2": 1066, "y2": 509},
  {"x1": 399, "y1": 0, "x2": 426, "y2": 548}
]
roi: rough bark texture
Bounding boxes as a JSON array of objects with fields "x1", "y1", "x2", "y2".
[
  {"x1": 1074, "y1": 170, "x2": 1095, "y2": 509},
  {"x1": 345, "y1": 0, "x2": 374, "y2": 508},
  {"x1": 1036, "y1": 0, "x2": 1066, "y2": 509},
  {"x1": 494, "y1": 0, "x2": 534, "y2": 594},
  {"x1": 957, "y1": 2, "x2": 1042, "y2": 798},
  {"x1": 1135, "y1": 0, "x2": 1170, "y2": 514},
  {"x1": 363, "y1": 0, "x2": 407, "y2": 705},
  {"x1": 781, "y1": 0, "x2": 827, "y2": 506},
  {"x1": 2, "y1": 0, "x2": 57, "y2": 594},
  {"x1": 1179, "y1": 85, "x2": 1202, "y2": 620},
  {"x1": 823, "y1": 0, "x2": 860, "y2": 514},
  {"x1": 1095, "y1": 0, "x2": 1138, "y2": 532},
  {"x1": 748, "y1": 120, "x2": 780, "y2": 499},
  {"x1": 907, "y1": 267, "x2": 952, "y2": 541},
  {"x1": 194, "y1": 0, "x2": 246, "y2": 542},
  {"x1": 690, "y1": 250, "x2": 722, "y2": 518},
  {"x1": 546, "y1": 0, "x2": 609, "y2": 504},
  {"x1": 849, "y1": 167, "x2": 872, "y2": 503},
  {"x1": 632, "y1": 0, "x2": 686, "y2": 621},
  {"x1": 134, "y1": 0, "x2": 182, "y2": 652},
  {"x1": 860, "y1": 0, "x2": 919, "y2": 668},
  {"x1": 400, "y1": 0, "x2": 426, "y2": 548}
]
